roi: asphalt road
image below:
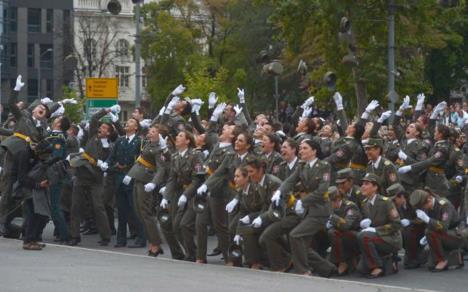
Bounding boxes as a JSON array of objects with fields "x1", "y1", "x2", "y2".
[{"x1": 0, "y1": 221, "x2": 466, "y2": 292}]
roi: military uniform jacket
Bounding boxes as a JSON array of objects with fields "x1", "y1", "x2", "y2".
[
  {"x1": 366, "y1": 157, "x2": 399, "y2": 194},
  {"x1": 426, "y1": 196, "x2": 460, "y2": 232},
  {"x1": 276, "y1": 158, "x2": 299, "y2": 181},
  {"x1": 204, "y1": 143, "x2": 234, "y2": 196},
  {"x1": 325, "y1": 137, "x2": 358, "y2": 172},
  {"x1": 344, "y1": 185, "x2": 365, "y2": 211},
  {"x1": 384, "y1": 139, "x2": 400, "y2": 164},
  {"x1": 205, "y1": 152, "x2": 257, "y2": 195},
  {"x1": 330, "y1": 199, "x2": 361, "y2": 232},
  {"x1": 279, "y1": 159, "x2": 331, "y2": 218},
  {"x1": 254, "y1": 174, "x2": 282, "y2": 222},
  {"x1": 236, "y1": 183, "x2": 264, "y2": 219},
  {"x1": 127, "y1": 140, "x2": 171, "y2": 185},
  {"x1": 397, "y1": 138, "x2": 429, "y2": 186},
  {"x1": 319, "y1": 137, "x2": 332, "y2": 158},
  {"x1": 107, "y1": 135, "x2": 142, "y2": 174},
  {"x1": 261, "y1": 151, "x2": 283, "y2": 176},
  {"x1": 362, "y1": 194, "x2": 402, "y2": 249},
  {"x1": 66, "y1": 136, "x2": 80, "y2": 154},
  {"x1": 164, "y1": 148, "x2": 204, "y2": 202},
  {"x1": 446, "y1": 144, "x2": 464, "y2": 181}
]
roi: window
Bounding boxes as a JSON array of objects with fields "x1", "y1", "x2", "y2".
[
  {"x1": 9, "y1": 43, "x2": 17, "y2": 67},
  {"x1": 28, "y1": 44, "x2": 35, "y2": 67},
  {"x1": 116, "y1": 39, "x2": 129, "y2": 58},
  {"x1": 83, "y1": 38, "x2": 97, "y2": 60},
  {"x1": 46, "y1": 80, "x2": 53, "y2": 98},
  {"x1": 9, "y1": 7, "x2": 17, "y2": 32},
  {"x1": 28, "y1": 79, "x2": 38, "y2": 99},
  {"x1": 40, "y1": 45, "x2": 53, "y2": 68},
  {"x1": 28, "y1": 8, "x2": 42, "y2": 33},
  {"x1": 46, "y1": 9, "x2": 54, "y2": 33},
  {"x1": 115, "y1": 66, "x2": 130, "y2": 87}
]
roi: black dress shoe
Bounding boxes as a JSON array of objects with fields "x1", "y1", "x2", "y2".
[
  {"x1": 68, "y1": 238, "x2": 81, "y2": 246},
  {"x1": 148, "y1": 248, "x2": 164, "y2": 257},
  {"x1": 83, "y1": 229, "x2": 98, "y2": 235},
  {"x1": 114, "y1": 243, "x2": 126, "y2": 248},
  {"x1": 207, "y1": 247, "x2": 222, "y2": 257},
  {"x1": 98, "y1": 239, "x2": 110, "y2": 246}
]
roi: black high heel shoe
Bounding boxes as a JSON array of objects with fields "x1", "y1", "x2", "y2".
[{"x1": 148, "y1": 248, "x2": 164, "y2": 257}]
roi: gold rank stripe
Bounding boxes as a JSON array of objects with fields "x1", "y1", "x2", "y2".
[
  {"x1": 349, "y1": 162, "x2": 366, "y2": 170},
  {"x1": 82, "y1": 152, "x2": 97, "y2": 166},
  {"x1": 429, "y1": 166, "x2": 444, "y2": 174},
  {"x1": 137, "y1": 156, "x2": 156, "y2": 171},
  {"x1": 13, "y1": 132, "x2": 32, "y2": 143}
]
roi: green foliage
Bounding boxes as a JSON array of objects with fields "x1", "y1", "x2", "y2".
[{"x1": 61, "y1": 86, "x2": 84, "y2": 123}]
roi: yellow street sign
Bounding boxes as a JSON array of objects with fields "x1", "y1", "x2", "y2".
[{"x1": 86, "y1": 78, "x2": 118, "y2": 99}]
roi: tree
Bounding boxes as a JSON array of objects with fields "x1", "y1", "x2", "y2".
[{"x1": 61, "y1": 86, "x2": 85, "y2": 123}]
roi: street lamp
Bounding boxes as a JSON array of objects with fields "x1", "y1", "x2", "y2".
[
  {"x1": 38, "y1": 48, "x2": 53, "y2": 99},
  {"x1": 263, "y1": 60, "x2": 283, "y2": 121}
]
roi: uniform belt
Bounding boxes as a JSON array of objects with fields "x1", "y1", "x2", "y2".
[
  {"x1": 349, "y1": 163, "x2": 366, "y2": 170},
  {"x1": 287, "y1": 193, "x2": 298, "y2": 208},
  {"x1": 82, "y1": 152, "x2": 97, "y2": 166},
  {"x1": 137, "y1": 156, "x2": 156, "y2": 171},
  {"x1": 13, "y1": 132, "x2": 32, "y2": 143},
  {"x1": 429, "y1": 166, "x2": 444, "y2": 174},
  {"x1": 206, "y1": 166, "x2": 214, "y2": 177},
  {"x1": 335, "y1": 162, "x2": 348, "y2": 169},
  {"x1": 465, "y1": 168, "x2": 468, "y2": 175},
  {"x1": 395, "y1": 159, "x2": 405, "y2": 166}
]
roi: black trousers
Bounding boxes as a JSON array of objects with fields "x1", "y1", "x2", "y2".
[{"x1": 23, "y1": 198, "x2": 49, "y2": 243}]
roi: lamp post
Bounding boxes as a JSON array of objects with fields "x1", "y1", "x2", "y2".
[
  {"x1": 263, "y1": 60, "x2": 283, "y2": 121},
  {"x1": 135, "y1": 1, "x2": 142, "y2": 107},
  {"x1": 38, "y1": 48, "x2": 53, "y2": 98}
]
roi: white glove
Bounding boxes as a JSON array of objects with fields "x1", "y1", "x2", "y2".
[
  {"x1": 401, "y1": 219, "x2": 411, "y2": 227},
  {"x1": 165, "y1": 96, "x2": 180, "y2": 114},
  {"x1": 190, "y1": 98, "x2": 204, "y2": 114},
  {"x1": 240, "y1": 215, "x2": 250, "y2": 225},
  {"x1": 398, "y1": 165, "x2": 412, "y2": 174},
  {"x1": 377, "y1": 110, "x2": 392, "y2": 123},
  {"x1": 362, "y1": 227, "x2": 377, "y2": 233},
  {"x1": 365, "y1": 100, "x2": 380, "y2": 113},
  {"x1": 158, "y1": 134, "x2": 168, "y2": 150},
  {"x1": 252, "y1": 217, "x2": 262, "y2": 228},
  {"x1": 197, "y1": 184, "x2": 208, "y2": 195},
  {"x1": 159, "y1": 106, "x2": 166, "y2": 116},
  {"x1": 455, "y1": 176, "x2": 463, "y2": 183},
  {"x1": 419, "y1": 236, "x2": 427, "y2": 246},
  {"x1": 61, "y1": 98, "x2": 78, "y2": 105},
  {"x1": 159, "y1": 186, "x2": 166, "y2": 195},
  {"x1": 50, "y1": 105, "x2": 65, "y2": 119},
  {"x1": 41, "y1": 97, "x2": 53, "y2": 104},
  {"x1": 0, "y1": 166, "x2": 3, "y2": 175},
  {"x1": 79, "y1": 148, "x2": 85, "y2": 153},
  {"x1": 98, "y1": 161, "x2": 108, "y2": 172},
  {"x1": 109, "y1": 104, "x2": 121, "y2": 114},
  {"x1": 397, "y1": 95, "x2": 411, "y2": 116},
  {"x1": 140, "y1": 119, "x2": 152, "y2": 129},
  {"x1": 301, "y1": 96, "x2": 314, "y2": 109},
  {"x1": 295, "y1": 200, "x2": 305, "y2": 215},
  {"x1": 233, "y1": 105, "x2": 242, "y2": 116},
  {"x1": 14, "y1": 75, "x2": 25, "y2": 91},
  {"x1": 333, "y1": 92, "x2": 344, "y2": 111},
  {"x1": 225, "y1": 198, "x2": 239, "y2": 213},
  {"x1": 108, "y1": 112, "x2": 119, "y2": 123},
  {"x1": 430, "y1": 101, "x2": 447, "y2": 119},
  {"x1": 208, "y1": 92, "x2": 218, "y2": 109},
  {"x1": 160, "y1": 198, "x2": 169, "y2": 209},
  {"x1": 398, "y1": 150, "x2": 408, "y2": 161},
  {"x1": 178, "y1": 194, "x2": 187, "y2": 208},
  {"x1": 171, "y1": 84, "x2": 186, "y2": 96},
  {"x1": 416, "y1": 209, "x2": 430, "y2": 224},
  {"x1": 271, "y1": 190, "x2": 281, "y2": 206},
  {"x1": 326, "y1": 220, "x2": 333, "y2": 229},
  {"x1": 233, "y1": 234, "x2": 242, "y2": 245},
  {"x1": 210, "y1": 103, "x2": 226, "y2": 122},
  {"x1": 145, "y1": 182, "x2": 156, "y2": 193},
  {"x1": 416, "y1": 93, "x2": 425, "y2": 111},
  {"x1": 237, "y1": 88, "x2": 245, "y2": 104},
  {"x1": 360, "y1": 218, "x2": 372, "y2": 229},
  {"x1": 122, "y1": 175, "x2": 132, "y2": 185},
  {"x1": 301, "y1": 106, "x2": 313, "y2": 118},
  {"x1": 202, "y1": 150, "x2": 210, "y2": 159}
]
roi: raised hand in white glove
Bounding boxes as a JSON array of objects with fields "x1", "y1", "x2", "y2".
[
  {"x1": 326, "y1": 220, "x2": 333, "y2": 229},
  {"x1": 122, "y1": 175, "x2": 132, "y2": 185},
  {"x1": 295, "y1": 200, "x2": 305, "y2": 215},
  {"x1": 144, "y1": 182, "x2": 156, "y2": 193},
  {"x1": 210, "y1": 103, "x2": 226, "y2": 122},
  {"x1": 159, "y1": 106, "x2": 166, "y2": 116},
  {"x1": 333, "y1": 92, "x2": 344, "y2": 111},
  {"x1": 252, "y1": 217, "x2": 262, "y2": 228},
  {"x1": 416, "y1": 93, "x2": 425, "y2": 111},
  {"x1": 208, "y1": 92, "x2": 218, "y2": 109},
  {"x1": 171, "y1": 84, "x2": 186, "y2": 96},
  {"x1": 430, "y1": 101, "x2": 447, "y2": 119},
  {"x1": 190, "y1": 98, "x2": 204, "y2": 114},
  {"x1": 401, "y1": 219, "x2": 410, "y2": 227},
  {"x1": 197, "y1": 184, "x2": 208, "y2": 195},
  {"x1": 108, "y1": 112, "x2": 119, "y2": 123},
  {"x1": 301, "y1": 96, "x2": 314, "y2": 109},
  {"x1": 225, "y1": 198, "x2": 239, "y2": 213},
  {"x1": 165, "y1": 96, "x2": 180, "y2": 114},
  {"x1": 61, "y1": 98, "x2": 78, "y2": 105},
  {"x1": 233, "y1": 234, "x2": 242, "y2": 245},
  {"x1": 360, "y1": 218, "x2": 372, "y2": 229},
  {"x1": 109, "y1": 104, "x2": 121, "y2": 114},
  {"x1": 416, "y1": 209, "x2": 430, "y2": 224},
  {"x1": 365, "y1": 100, "x2": 380, "y2": 113},
  {"x1": 50, "y1": 105, "x2": 65, "y2": 119},
  {"x1": 233, "y1": 105, "x2": 242, "y2": 116},
  {"x1": 240, "y1": 215, "x2": 250, "y2": 225},
  {"x1": 140, "y1": 119, "x2": 152, "y2": 129},
  {"x1": 419, "y1": 236, "x2": 427, "y2": 246},
  {"x1": 455, "y1": 176, "x2": 463, "y2": 183},
  {"x1": 271, "y1": 190, "x2": 281, "y2": 206},
  {"x1": 158, "y1": 134, "x2": 168, "y2": 150},
  {"x1": 397, "y1": 95, "x2": 411, "y2": 115},
  {"x1": 362, "y1": 227, "x2": 377, "y2": 233},
  {"x1": 160, "y1": 198, "x2": 169, "y2": 209},
  {"x1": 398, "y1": 165, "x2": 412, "y2": 174},
  {"x1": 178, "y1": 194, "x2": 187, "y2": 208},
  {"x1": 41, "y1": 97, "x2": 53, "y2": 104},
  {"x1": 398, "y1": 150, "x2": 408, "y2": 161},
  {"x1": 302, "y1": 106, "x2": 313, "y2": 118},
  {"x1": 237, "y1": 88, "x2": 245, "y2": 104},
  {"x1": 14, "y1": 75, "x2": 25, "y2": 91},
  {"x1": 159, "y1": 186, "x2": 166, "y2": 195},
  {"x1": 377, "y1": 110, "x2": 392, "y2": 123}
]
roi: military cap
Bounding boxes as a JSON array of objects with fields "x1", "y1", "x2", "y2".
[
  {"x1": 336, "y1": 168, "x2": 353, "y2": 184},
  {"x1": 363, "y1": 137, "x2": 384, "y2": 149},
  {"x1": 386, "y1": 183, "x2": 405, "y2": 199},
  {"x1": 327, "y1": 186, "x2": 340, "y2": 201},
  {"x1": 361, "y1": 173, "x2": 381, "y2": 187},
  {"x1": 409, "y1": 189, "x2": 430, "y2": 209}
]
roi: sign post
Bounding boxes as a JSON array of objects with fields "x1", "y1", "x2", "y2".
[{"x1": 85, "y1": 78, "x2": 119, "y2": 120}]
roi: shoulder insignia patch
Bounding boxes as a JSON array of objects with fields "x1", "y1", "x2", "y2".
[
  {"x1": 382, "y1": 196, "x2": 389, "y2": 201},
  {"x1": 384, "y1": 160, "x2": 391, "y2": 166},
  {"x1": 439, "y1": 199, "x2": 446, "y2": 206}
]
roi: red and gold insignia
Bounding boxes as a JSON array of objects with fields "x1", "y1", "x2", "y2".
[
  {"x1": 273, "y1": 165, "x2": 280, "y2": 174},
  {"x1": 336, "y1": 150, "x2": 344, "y2": 157},
  {"x1": 442, "y1": 212, "x2": 449, "y2": 221},
  {"x1": 194, "y1": 162, "x2": 202, "y2": 173},
  {"x1": 55, "y1": 144, "x2": 61, "y2": 149},
  {"x1": 346, "y1": 209, "x2": 354, "y2": 216},
  {"x1": 389, "y1": 172, "x2": 397, "y2": 182},
  {"x1": 391, "y1": 208, "x2": 399, "y2": 218},
  {"x1": 160, "y1": 154, "x2": 166, "y2": 162},
  {"x1": 434, "y1": 151, "x2": 442, "y2": 158},
  {"x1": 323, "y1": 173, "x2": 330, "y2": 181}
]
